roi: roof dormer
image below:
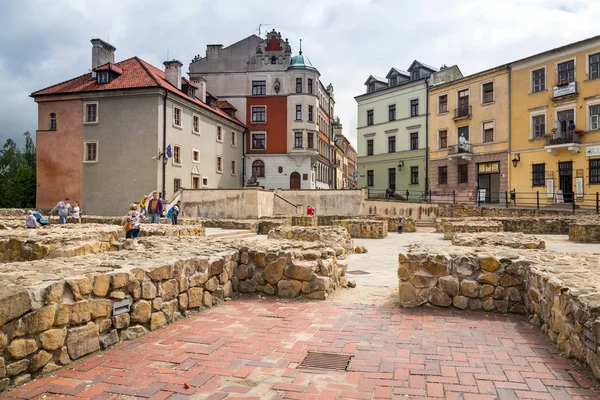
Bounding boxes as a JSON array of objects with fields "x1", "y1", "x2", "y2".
[
  {"x1": 93, "y1": 62, "x2": 123, "y2": 84},
  {"x1": 385, "y1": 68, "x2": 410, "y2": 87},
  {"x1": 407, "y1": 60, "x2": 438, "y2": 81},
  {"x1": 364, "y1": 75, "x2": 387, "y2": 93}
]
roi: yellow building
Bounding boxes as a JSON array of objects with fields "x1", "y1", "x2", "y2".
[
  {"x1": 429, "y1": 66, "x2": 509, "y2": 203},
  {"x1": 510, "y1": 35, "x2": 600, "y2": 207}
]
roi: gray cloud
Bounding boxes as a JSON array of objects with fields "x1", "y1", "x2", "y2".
[{"x1": 0, "y1": 0, "x2": 599, "y2": 149}]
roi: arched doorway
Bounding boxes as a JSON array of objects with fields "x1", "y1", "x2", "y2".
[{"x1": 290, "y1": 172, "x2": 301, "y2": 189}]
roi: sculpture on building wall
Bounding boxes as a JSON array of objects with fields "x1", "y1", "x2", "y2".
[{"x1": 274, "y1": 78, "x2": 281, "y2": 94}]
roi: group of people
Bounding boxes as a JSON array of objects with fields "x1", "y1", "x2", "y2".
[
  {"x1": 25, "y1": 198, "x2": 81, "y2": 229},
  {"x1": 122, "y1": 192, "x2": 182, "y2": 239}
]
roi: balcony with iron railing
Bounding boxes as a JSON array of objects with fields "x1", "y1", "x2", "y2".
[
  {"x1": 544, "y1": 130, "x2": 582, "y2": 155},
  {"x1": 552, "y1": 81, "x2": 578, "y2": 100},
  {"x1": 447, "y1": 143, "x2": 472, "y2": 161},
  {"x1": 453, "y1": 105, "x2": 472, "y2": 121}
]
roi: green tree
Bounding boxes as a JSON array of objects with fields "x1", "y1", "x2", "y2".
[{"x1": 0, "y1": 132, "x2": 36, "y2": 208}]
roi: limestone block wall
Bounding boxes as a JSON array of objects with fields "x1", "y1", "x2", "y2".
[
  {"x1": 568, "y1": 221, "x2": 600, "y2": 243},
  {"x1": 291, "y1": 216, "x2": 318, "y2": 227},
  {"x1": 452, "y1": 232, "x2": 546, "y2": 249},
  {"x1": 200, "y1": 219, "x2": 259, "y2": 232},
  {"x1": 257, "y1": 218, "x2": 291, "y2": 235},
  {"x1": 442, "y1": 220, "x2": 503, "y2": 239},
  {"x1": 317, "y1": 215, "x2": 416, "y2": 233},
  {"x1": 267, "y1": 226, "x2": 354, "y2": 256},
  {"x1": 0, "y1": 231, "x2": 351, "y2": 391},
  {"x1": 439, "y1": 204, "x2": 580, "y2": 218},
  {"x1": 436, "y1": 217, "x2": 575, "y2": 235},
  {"x1": 0, "y1": 225, "x2": 205, "y2": 262},
  {"x1": 397, "y1": 246, "x2": 526, "y2": 313},
  {"x1": 234, "y1": 241, "x2": 348, "y2": 300},
  {"x1": 332, "y1": 219, "x2": 388, "y2": 239},
  {"x1": 398, "y1": 244, "x2": 600, "y2": 380}
]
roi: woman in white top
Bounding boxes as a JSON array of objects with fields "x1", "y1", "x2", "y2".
[{"x1": 71, "y1": 201, "x2": 81, "y2": 223}]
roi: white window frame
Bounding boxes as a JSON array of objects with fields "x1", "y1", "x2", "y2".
[
  {"x1": 231, "y1": 131, "x2": 237, "y2": 147},
  {"x1": 482, "y1": 120, "x2": 495, "y2": 143},
  {"x1": 202, "y1": 177, "x2": 209, "y2": 187},
  {"x1": 216, "y1": 155, "x2": 223, "y2": 174},
  {"x1": 83, "y1": 101, "x2": 99, "y2": 124},
  {"x1": 98, "y1": 72, "x2": 109, "y2": 84},
  {"x1": 530, "y1": 66, "x2": 547, "y2": 94},
  {"x1": 216, "y1": 125, "x2": 223, "y2": 143},
  {"x1": 481, "y1": 81, "x2": 495, "y2": 104},
  {"x1": 231, "y1": 160, "x2": 236, "y2": 176},
  {"x1": 586, "y1": 99, "x2": 600, "y2": 131},
  {"x1": 192, "y1": 148, "x2": 200, "y2": 163},
  {"x1": 554, "y1": 103, "x2": 577, "y2": 131},
  {"x1": 456, "y1": 87, "x2": 470, "y2": 108},
  {"x1": 251, "y1": 131, "x2": 267, "y2": 150},
  {"x1": 251, "y1": 105, "x2": 267, "y2": 123},
  {"x1": 83, "y1": 141, "x2": 99, "y2": 163},
  {"x1": 172, "y1": 144, "x2": 182, "y2": 166},
  {"x1": 192, "y1": 114, "x2": 200, "y2": 134},
  {"x1": 529, "y1": 110, "x2": 547, "y2": 140},
  {"x1": 587, "y1": 51, "x2": 600, "y2": 80},
  {"x1": 173, "y1": 106, "x2": 182, "y2": 129},
  {"x1": 554, "y1": 57, "x2": 576, "y2": 85}
]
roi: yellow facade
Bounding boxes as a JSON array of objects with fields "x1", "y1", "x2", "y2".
[
  {"x1": 428, "y1": 67, "x2": 509, "y2": 203},
  {"x1": 510, "y1": 37, "x2": 600, "y2": 206}
]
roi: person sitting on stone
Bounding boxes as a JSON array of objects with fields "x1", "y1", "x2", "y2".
[{"x1": 25, "y1": 210, "x2": 37, "y2": 229}]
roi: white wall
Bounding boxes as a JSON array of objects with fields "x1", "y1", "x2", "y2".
[{"x1": 245, "y1": 154, "x2": 316, "y2": 190}]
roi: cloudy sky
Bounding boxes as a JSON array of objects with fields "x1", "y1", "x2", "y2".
[{"x1": 1, "y1": 0, "x2": 599, "y2": 149}]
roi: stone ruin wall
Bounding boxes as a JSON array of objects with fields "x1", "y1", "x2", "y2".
[
  {"x1": 398, "y1": 241, "x2": 600, "y2": 379},
  {"x1": 0, "y1": 224, "x2": 351, "y2": 391},
  {"x1": 332, "y1": 219, "x2": 388, "y2": 239},
  {"x1": 437, "y1": 216, "x2": 581, "y2": 236}
]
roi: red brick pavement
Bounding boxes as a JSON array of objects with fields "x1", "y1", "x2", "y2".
[{"x1": 2, "y1": 299, "x2": 599, "y2": 399}]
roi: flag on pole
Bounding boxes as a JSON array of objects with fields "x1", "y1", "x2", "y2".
[{"x1": 166, "y1": 145, "x2": 173, "y2": 158}]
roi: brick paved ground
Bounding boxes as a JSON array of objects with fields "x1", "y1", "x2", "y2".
[{"x1": 3, "y1": 298, "x2": 599, "y2": 400}]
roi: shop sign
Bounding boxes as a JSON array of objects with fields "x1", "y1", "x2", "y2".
[
  {"x1": 546, "y1": 179, "x2": 554, "y2": 198},
  {"x1": 576, "y1": 177, "x2": 584, "y2": 198},
  {"x1": 586, "y1": 146, "x2": 600, "y2": 157},
  {"x1": 477, "y1": 162, "x2": 500, "y2": 174}
]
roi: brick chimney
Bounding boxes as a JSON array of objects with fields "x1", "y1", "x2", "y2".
[
  {"x1": 163, "y1": 60, "x2": 183, "y2": 90},
  {"x1": 189, "y1": 75, "x2": 207, "y2": 103},
  {"x1": 91, "y1": 38, "x2": 116, "y2": 78}
]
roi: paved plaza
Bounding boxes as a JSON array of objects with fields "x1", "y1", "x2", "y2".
[{"x1": 3, "y1": 231, "x2": 600, "y2": 399}]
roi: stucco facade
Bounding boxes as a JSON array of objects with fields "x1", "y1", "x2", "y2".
[
  {"x1": 510, "y1": 36, "x2": 600, "y2": 205},
  {"x1": 429, "y1": 66, "x2": 509, "y2": 203},
  {"x1": 32, "y1": 39, "x2": 246, "y2": 215},
  {"x1": 35, "y1": 97, "x2": 83, "y2": 208},
  {"x1": 356, "y1": 68, "x2": 430, "y2": 197},
  {"x1": 190, "y1": 30, "x2": 339, "y2": 190}
]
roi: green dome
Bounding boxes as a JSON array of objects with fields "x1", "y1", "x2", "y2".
[{"x1": 288, "y1": 53, "x2": 318, "y2": 72}]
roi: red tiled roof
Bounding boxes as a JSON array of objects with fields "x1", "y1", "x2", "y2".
[
  {"x1": 94, "y1": 63, "x2": 123, "y2": 75},
  {"x1": 217, "y1": 100, "x2": 237, "y2": 111},
  {"x1": 32, "y1": 57, "x2": 245, "y2": 128}
]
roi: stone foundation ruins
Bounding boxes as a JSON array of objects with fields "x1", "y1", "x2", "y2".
[
  {"x1": 451, "y1": 232, "x2": 546, "y2": 249},
  {"x1": 0, "y1": 219, "x2": 352, "y2": 391},
  {"x1": 398, "y1": 241, "x2": 600, "y2": 379},
  {"x1": 332, "y1": 219, "x2": 388, "y2": 239}
]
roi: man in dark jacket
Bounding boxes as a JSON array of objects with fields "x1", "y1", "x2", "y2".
[{"x1": 147, "y1": 191, "x2": 163, "y2": 224}]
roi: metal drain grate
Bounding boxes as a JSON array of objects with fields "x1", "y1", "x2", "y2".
[
  {"x1": 298, "y1": 351, "x2": 353, "y2": 371},
  {"x1": 347, "y1": 270, "x2": 370, "y2": 275}
]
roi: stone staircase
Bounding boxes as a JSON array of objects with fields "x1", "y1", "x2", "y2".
[
  {"x1": 205, "y1": 229, "x2": 257, "y2": 240},
  {"x1": 416, "y1": 220, "x2": 437, "y2": 229}
]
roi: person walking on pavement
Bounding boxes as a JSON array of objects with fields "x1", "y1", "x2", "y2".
[
  {"x1": 51, "y1": 197, "x2": 71, "y2": 224},
  {"x1": 147, "y1": 191, "x2": 163, "y2": 224},
  {"x1": 71, "y1": 201, "x2": 81, "y2": 223},
  {"x1": 397, "y1": 216, "x2": 404, "y2": 234}
]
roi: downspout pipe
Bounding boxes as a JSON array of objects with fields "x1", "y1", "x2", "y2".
[
  {"x1": 425, "y1": 78, "x2": 430, "y2": 195},
  {"x1": 242, "y1": 129, "x2": 247, "y2": 187},
  {"x1": 507, "y1": 64, "x2": 512, "y2": 191},
  {"x1": 162, "y1": 90, "x2": 167, "y2": 200}
]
